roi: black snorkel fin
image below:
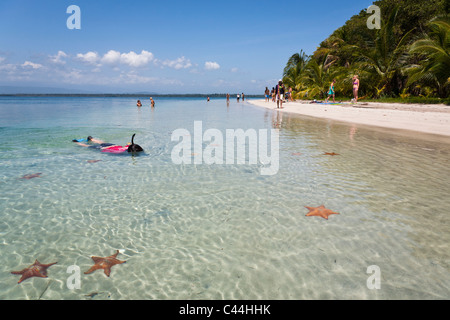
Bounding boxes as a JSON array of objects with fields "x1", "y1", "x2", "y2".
[{"x1": 128, "y1": 133, "x2": 144, "y2": 153}]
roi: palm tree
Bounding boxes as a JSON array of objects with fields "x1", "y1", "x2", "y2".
[
  {"x1": 356, "y1": 6, "x2": 414, "y2": 97},
  {"x1": 406, "y1": 17, "x2": 450, "y2": 98},
  {"x1": 282, "y1": 50, "x2": 310, "y2": 98},
  {"x1": 299, "y1": 56, "x2": 334, "y2": 99}
]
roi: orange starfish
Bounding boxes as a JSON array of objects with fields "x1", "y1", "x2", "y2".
[
  {"x1": 11, "y1": 260, "x2": 57, "y2": 284},
  {"x1": 305, "y1": 205, "x2": 339, "y2": 220},
  {"x1": 20, "y1": 173, "x2": 42, "y2": 179},
  {"x1": 323, "y1": 152, "x2": 339, "y2": 156},
  {"x1": 84, "y1": 250, "x2": 126, "y2": 277}
]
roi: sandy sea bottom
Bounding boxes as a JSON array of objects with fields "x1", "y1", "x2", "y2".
[{"x1": 0, "y1": 97, "x2": 449, "y2": 300}]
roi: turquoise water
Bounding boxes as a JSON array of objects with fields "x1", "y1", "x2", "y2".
[{"x1": 0, "y1": 96, "x2": 449, "y2": 300}]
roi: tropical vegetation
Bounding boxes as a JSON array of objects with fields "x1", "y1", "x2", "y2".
[{"x1": 282, "y1": 0, "x2": 450, "y2": 103}]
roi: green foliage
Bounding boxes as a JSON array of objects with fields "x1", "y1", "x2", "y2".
[
  {"x1": 406, "y1": 17, "x2": 450, "y2": 97},
  {"x1": 283, "y1": 0, "x2": 449, "y2": 100}
]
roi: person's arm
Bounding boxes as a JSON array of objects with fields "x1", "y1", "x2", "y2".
[
  {"x1": 90, "y1": 138, "x2": 104, "y2": 144},
  {"x1": 73, "y1": 142, "x2": 90, "y2": 147}
]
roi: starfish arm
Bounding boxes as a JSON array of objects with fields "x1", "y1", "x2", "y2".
[
  {"x1": 11, "y1": 270, "x2": 26, "y2": 275},
  {"x1": 84, "y1": 266, "x2": 100, "y2": 274},
  {"x1": 110, "y1": 250, "x2": 120, "y2": 259},
  {"x1": 91, "y1": 256, "x2": 103, "y2": 263},
  {"x1": 113, "y1": 259, "x2": 126, "y2": 265},
  {"x1": 41, "y1": 262, "x2": 57, "y2": 268},
  {"x1": 34, "y1": 272, "x2": 48, "y2": 278},
  {"x1": 17, "y1": 276, "x2": 27, "y2": 284},
  {"x1": 104, "y1": 268, "x2": 111, "y2": 277}
]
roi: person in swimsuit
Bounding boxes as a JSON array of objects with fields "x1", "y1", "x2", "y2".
[
  {"x1": 325, "y1": 79, "x2": 336, "y2": 103},
  {"x1": 150, "y1": 97, "x2": 155, "y2": 108},
  {"x1": 265, "y1": 87, "x2": 270, "y2": 102},
  {"x1": 72, "y1": 136, "x2": 120, "y2": 150},
  {"x1": 352, "y1": 75, "x2": 360, "y2": 103},
  {"x1": 275, "y1": 80, "x2": 285, "y2": 109},
  {"x1": 137, "y1": 100, "x2": 142, "y2": 107}
]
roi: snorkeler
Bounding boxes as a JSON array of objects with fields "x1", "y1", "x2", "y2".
[
  {"x1": 72, "y1": 134, "x2": 143, "y2": 153},
  {"x1": 72, "y1": 136, "x2": 115, "y2": 149}
]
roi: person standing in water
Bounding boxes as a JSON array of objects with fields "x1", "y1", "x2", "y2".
[
  {"x1": 150, "y1": 97, "x2": 155, "y2": 108},
  {"x1": 275, "y1": 80, "x2": 285, "y2": 109}
]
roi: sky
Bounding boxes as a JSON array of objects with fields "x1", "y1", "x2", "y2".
[{"x1": 0, "y1": 0, "x2": 374, "y2": 94}]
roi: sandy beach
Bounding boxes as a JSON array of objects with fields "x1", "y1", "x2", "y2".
[{"x1": 248, "y1": 99, "x2": 450, "y2": 138}]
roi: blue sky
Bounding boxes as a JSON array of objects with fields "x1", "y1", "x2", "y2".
[{"x1": 0, "y1": 0, "x2": 374, "y2": 94}]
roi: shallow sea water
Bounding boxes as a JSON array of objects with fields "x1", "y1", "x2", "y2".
[{"x1": 0, "y1": 96, "x2": 449, "y2": 300}]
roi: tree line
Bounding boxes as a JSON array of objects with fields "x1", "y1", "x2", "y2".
[{"x1": 282, "y1": 0, "x2": 449, "y2": 101}]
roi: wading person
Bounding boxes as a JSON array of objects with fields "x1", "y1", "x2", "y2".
[{"x1": 276, "y1": 80, "x2": 285, "y2": 109}]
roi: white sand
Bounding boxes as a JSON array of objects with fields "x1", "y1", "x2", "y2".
[{"x1": 247, "y1": 99, "x2": 450, "y2": 137}]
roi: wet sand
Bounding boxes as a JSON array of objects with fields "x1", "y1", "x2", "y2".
[{"x1": 247, "y1": 99, "x2": 450, "y2": 137}]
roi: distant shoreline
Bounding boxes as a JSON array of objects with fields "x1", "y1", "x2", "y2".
[
  {"x1": 0, "y1": 93, "x2": 265, "y2": 98},
  {"x1": 247, "y1": 99, "x2": 450, "y2": 138}
]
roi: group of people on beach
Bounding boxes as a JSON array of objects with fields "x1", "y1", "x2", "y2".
[
  {"x1": 325, "y1": 75, "x2": 360, "y2": 103},
  {"x1": 265, "y1": 75, "x2": 360, "y2": 105},
  {"x1": 264, "y1": 80, "x2": 294, "y2": 109},
  {"x1": 137, "y1": 97, "x2": 155, "y2": 108},
  {"x1": 134, "y1": 76, "x2": 359, "y2": 107},
  {"x1": 224, "y1": 93, "x2": 245, "y2": 103},
  {"x1": 237, "y1": 93, "x2": 245, "y2": 102}
]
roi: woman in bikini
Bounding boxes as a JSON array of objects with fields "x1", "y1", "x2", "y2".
[{"x1": 352, "y1": 75, "x2": 360, "y2": 103}]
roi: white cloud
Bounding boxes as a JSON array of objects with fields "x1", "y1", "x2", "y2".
[
  {"x1": 205, "y1": 61, "x2": 220, "y2": 70},
  {"x1": 76, "y1": 51, "x2": 100, "y2": 64},
  {"x1": 119, "y1": 50, "x2": 154, "y2": 67},
  {"x1": 159, "y1": 56, "x2": 192, "y2": 70},
  {"x1": 101, "y1": 50, "x2": 121, "y2": 65},
  {"x1": 22, "y1": 61, "x2": 43, "y2": 69},
  {"x1": 99, "y1": 50, "x2": 154, "y2": 67},
  {"x1": 50, "y1": 51, "x2": 68, "y2": 64},
  {"x1": 0, "y1": 64, "x2": 16, "y2": 72},
  {"x1": 0, "y1": 57, "x2": 5, "y2": 64},
  {"x1": 231, "y1": 67, "x2": 238, "y2": 73}
]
